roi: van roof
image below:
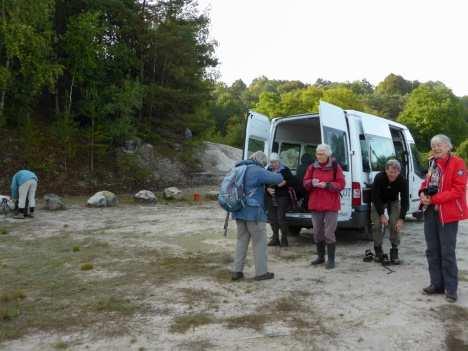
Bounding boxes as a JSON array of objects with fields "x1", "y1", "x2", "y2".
[{"x1": 346, "y1": 109, "x2": 408, "y2": 130}]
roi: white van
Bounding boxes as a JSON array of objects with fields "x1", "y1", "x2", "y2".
[{"x1": 243, "y1": 101, "x2": 426, "y2": 235}]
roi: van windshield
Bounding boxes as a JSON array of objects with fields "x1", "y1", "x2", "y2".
[{"x1": 368, "y1": 136, "x2": 396, "y2": 171}]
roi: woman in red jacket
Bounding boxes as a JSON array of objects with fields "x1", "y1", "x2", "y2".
[
  {"x1": 420, "y1": 134, "x2": 467, "y2": 303},
  {"x1": 303, "y1": 144, "x2": 345, "y2": 269}
]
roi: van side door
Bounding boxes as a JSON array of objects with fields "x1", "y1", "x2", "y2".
[
  {"x1": 243, "y1": 111, "x2": 271, "y2": 160},
  {"x1": 319, "y1": 101, "x2": 352, "y2": 221}
]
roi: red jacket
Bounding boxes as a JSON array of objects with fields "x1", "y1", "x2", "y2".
[
  {"x1": 303, "y1": 159, "x2": 345, "y2": 212},
  {"x1": 420, "y1": 154, "x2": 468, "y2": 224}
]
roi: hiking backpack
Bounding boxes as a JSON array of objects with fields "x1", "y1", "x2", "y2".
[{"x1": 218, "y1": 165, "x2": 252, "y2": 212}]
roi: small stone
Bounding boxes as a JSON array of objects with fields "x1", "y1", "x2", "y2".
[
  {"x1": 204, "y1": 191, "x2": 219, "y2": 200},
  {"x1": 87, "y1": 191, "x2": 118, "y2": 207},
  {"x1": 43, "y1": 193, "x2": 66, "y2": 211},
  {"x1": 134, "y1": 190, "x2": 157, "y2": 204}
]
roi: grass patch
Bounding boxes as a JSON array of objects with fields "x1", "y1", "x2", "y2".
[
  {"x1": 80, "y1": 262, "x2": 94, "y2": 271},
  {"x1": 0, "y1": 228, "x2": 8, "y2": 235},
  {"x1": 52, "y1": 340, "x2": 69, "y2": 349},
  {"x1": 93, "y1": 296, "x2": 138, "y2": 315},
  {"x1": 224, "y1": 313, "x2": 271, "y2": 332},
  {"x1": 170, "y1": 313, "x2": 216, "y2": 333},
  {"x1": 72, "y1": 246, "x2": 80, "y2": 252},
  {"x1": 177, "y1": 339, "x2": 215, "y2": 350},
  {"x1": 178, "y1": 288, "x2": 221, "y2": 309},
  {"x1": 0, "y1": 234, "x2": 143, "y2": 342}
]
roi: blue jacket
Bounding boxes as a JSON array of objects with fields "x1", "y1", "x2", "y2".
[
  {"x1": 231, "y1": 160, "x2": 283, "y2": 222},
  {"x1": 11, "y1": 170, "x2": 38, "y2": 199}
]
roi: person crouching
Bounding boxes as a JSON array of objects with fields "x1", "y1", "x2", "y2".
[{"x1": 11, "y1": 169, "x2": 38, "y2": 219}]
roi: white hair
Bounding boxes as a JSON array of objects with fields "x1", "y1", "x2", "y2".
[
  {"x1": 249, "y1": 151, "x2": 268, "y2": 167},
  {"x1": 385, "y1": 159, "x2": 401, "y2": 172},
  {"x1": 431, "y1": 134, "x2": 453, "y2": 150},
  {"x1": 316, "y1": 144, "x2": 332, "y2": 156}
]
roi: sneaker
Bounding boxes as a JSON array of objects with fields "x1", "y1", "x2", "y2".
[
  {"x1": 13, "y1": 213, "x2": 25, "y2": 219},
  {"x1": 231, "y1": 272, "x2": 244, "y2": 281},
  {"x1": 422, "y1": 285, "x2": 444, "y2": 295},
  {"x1": 255, "y1": 272, "x2": 274, "y2": 281},
  {"x1": 445, "y1": 292, "x2": 458, "y2": 303}
]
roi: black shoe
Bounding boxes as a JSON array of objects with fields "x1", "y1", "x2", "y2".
[
  {"x1": 311, "y1": 242, "x2": 326, "y2": 265},
  {"x1": 374, "y1": 246, "x2": 383, "y2": 263},
  {"x1": 390, "y1": 247, "x2": 400, "y2": 265},
  {"x1": 231, "y1": 272, "x2": 244, "y2": 281},
  {"x1": 268, "y1": 239, "x2": 280, "y2": 247},
  {"x1": 445, "y1": 292, "x2": 458, "y2": 303},
  {"x1": 381, "y1": 254, "x2": 391, "y2": 266},
  {"x1": 422, "y1": 285, "x2": 444, "y2": 295},
  {"x1": 255, "y1": 272, "x2": 274, "y2": 281},
  {"x1": 280, "y1": 236, "x2": 289, "y2": 247},
  {"x1": 326, "y1": 244, "x2": 335, "y2": 269}
]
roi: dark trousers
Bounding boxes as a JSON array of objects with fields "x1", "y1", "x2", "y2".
[
  {"x1": 267, "y1": 196, "x2": 290, "y2": 239},
  {"x1": 424, "y1": 207, "x2": 459, "y2": 294}
]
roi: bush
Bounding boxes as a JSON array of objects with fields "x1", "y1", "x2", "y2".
[
  {"x1": 455, "y1": 139, "x2": 468, "y2": 164},
  {"x1": 80, "y1": 263, "x2": 94, "y2": 271}
]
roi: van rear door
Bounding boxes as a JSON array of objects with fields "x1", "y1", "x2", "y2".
[
  {"x1": 243, "y1": 111, "x2": 271, "y2": 159},
  {"x1": 319, "y1": 101, "x2": 352, "y2": 221}
]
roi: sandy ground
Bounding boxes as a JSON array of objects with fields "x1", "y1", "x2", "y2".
[{"x1": 1, "y1": 189, "x2": 467, "y2": 351}]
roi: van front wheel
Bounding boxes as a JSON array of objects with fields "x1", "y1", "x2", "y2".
[{"x1": 288, "y1": 226, "x2": 302, "y2": 236}]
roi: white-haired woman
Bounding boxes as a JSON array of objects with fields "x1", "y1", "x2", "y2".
[
  {"x1": 420, "y1": 134, "x2": 467, "y2": 302},
  {"x1": 303, "y1": 144, "x2": 345, "y2": 269}
]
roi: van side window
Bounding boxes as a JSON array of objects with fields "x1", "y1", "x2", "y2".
[
  {"x1": 359, "y1": 137, "x2": 370, "y2": 172},
  {"x1": 304, "y1": 145, "x2": 317, "y2": 160},
  {"x1": 279, "y1": 143, "x2": 301, "y2": 171},
  {"x1": 410, "y1": 143, "x2": 426, "y2": 178},
  {"x1": 323, "y1": 126, "x2": 349, "y2": 171},
  {"x1": 368, "y1": 136, "x2": 396, "y2": 171},
  {"x1": 247, "y1": 138, "x2": 265, "y2": 157}
]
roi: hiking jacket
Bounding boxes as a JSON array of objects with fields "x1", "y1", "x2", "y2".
[
  {"x1": 11, "y1": 170, "x2": 38, "y2": 199},
  {"x1": 231, "y1": 160, "x2": 283, "y2": 222},
  {"x1": 303, "y1": 158, "x2": 345, "y2": 212},
  {"x1": 419, "y1": 154, "x2": 467, "y2": 224}
]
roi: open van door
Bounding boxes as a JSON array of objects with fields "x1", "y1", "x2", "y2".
[
  {"x1": 243, "y1": 111, "x2": 271, "y2": 160},
  {"x1": 319, "y1": 101, "x2": 352, "y2": 221}
]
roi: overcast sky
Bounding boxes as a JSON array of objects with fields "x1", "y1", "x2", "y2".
[{"x1": 197, "y1": 0, "x2": 468, "y2": 96}]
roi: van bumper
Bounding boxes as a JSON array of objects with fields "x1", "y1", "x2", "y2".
[{"x1": 284, "y1": 204, "x2": 370, "y2": 230}]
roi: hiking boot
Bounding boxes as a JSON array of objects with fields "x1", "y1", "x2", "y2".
[
  {"x1": 13, "y1": 213, "x2": 25, "y2": 219},
  {"x1": 255, "y1": 272, "x2": 274, "y2": 281},
  {"x1": 311, "y1": 242, "x2": 325, "y2": 265},
  {"x1": 390, "y1": 247, "x2": 400, "y2": 265},
  {"x1": 374, "y1": 246, "x2": 384, "y2": 263},
  {"x1": 231, "y1": 272, "x2": 244, "y2": 281},
  {"x1": 422, "y1": 285, "x2": 444, "y2": 295},
  {"x1": 326, "y1": 243, "x2": 336, "y2": 269},
  {"x1": 268, "y1": 239, "x2": 280, "y2": 246},
  {"x1": 445, "y1": 292, "x2": 458, "y2": 303},
  {"x1": 280, "y1": 235, "x2": 289, "y2": 247}
]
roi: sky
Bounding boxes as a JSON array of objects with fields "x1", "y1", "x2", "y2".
[{"x1": 196, "y1": 0, "x2": 468, "y2": 96}]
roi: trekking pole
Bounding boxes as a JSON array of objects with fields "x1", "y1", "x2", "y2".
[{"x1": 223, "y1": 212, "x2": 229, "y2": 237}]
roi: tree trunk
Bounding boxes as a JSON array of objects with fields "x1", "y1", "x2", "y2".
[
  {"x1": 90, "y1": 116, "x2": 95, "y2": 173},
  {"x1": 66, "y1": 75, "x2": 74, "y2": 115}
]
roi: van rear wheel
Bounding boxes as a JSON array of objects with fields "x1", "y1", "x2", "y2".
[{"x1": 288, "y1": 226, "x2": 302, "y2": 236}]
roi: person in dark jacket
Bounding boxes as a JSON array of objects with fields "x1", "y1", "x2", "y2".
[
  {"x1": 371, "y1": 159, "x2": 408, "y2": 264},
  {"x1": 265, "y1": 153, "x2": 294, "y2": 247},
  {"x1": 231, "y1": 151, "x2": 284, "y2": 281},
  {"x1": 420, "y1": 134, "x2": 467, "y2": 303},
  {"x1": 296, "y1": 153, "x2": 314, "y2": 209},
  {"x1": 303, "y1": 144, "x2": 345, "y2": 269}
]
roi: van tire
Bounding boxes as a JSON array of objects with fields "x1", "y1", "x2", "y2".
[{"x1": 288, "y1": 226, "x2": 302, "y2": 236}]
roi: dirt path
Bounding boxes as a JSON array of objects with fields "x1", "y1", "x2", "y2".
[{"x1": 1, "y1": 195, "x2": 467, "y2": 351}]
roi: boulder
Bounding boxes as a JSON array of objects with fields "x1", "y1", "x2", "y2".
[
  {"x1": 163, "y1": 187, "x2": 183, "y2": 200},
  {"x1": 0, "y1": 195, "x2": 15, "y2": 211},
  {"x1": 134, "y1": 190, "x2": 157, "y2": 204},
  {"x1": 205, "y1": 191, "x2": 219, "y2": 200},
  {"x1": 43, "y1": 193, "x2": 66, "y2": 211},
  {"x1": 87, "y1": 191, "x2": 118, "y2": 207}
]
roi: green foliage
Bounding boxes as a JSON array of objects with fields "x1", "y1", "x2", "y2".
[
  {"x1": 398, "y1": 82, "x2": 467, "y2": 147},
  {"x1": 80, "y1": 262, "x2": 94, "y2": 271},
  {"x1": 455, "y1": 139, "x2": 468, "y2": 164}
]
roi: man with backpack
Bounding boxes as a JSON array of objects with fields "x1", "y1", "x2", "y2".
[{"x1": 225, "y1": 151, "x2": 283, "y2": 281}]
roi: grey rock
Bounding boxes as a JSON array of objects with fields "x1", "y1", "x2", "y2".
[
  {"x1": 134, "y1": 190, "x2": 157, "y2": 204},
  {"x1": 163, "y1": 187, "x2": 183, "y2": 200},
  {"x1": 205, "y1": 191, "x2": 219, "y2": 200},
  {"x1": 43, "y1": 193, "x2": 66, "y2": 211},
  {"x1": 87, "y1": 191, "x2": 118, "y2": 207}
]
